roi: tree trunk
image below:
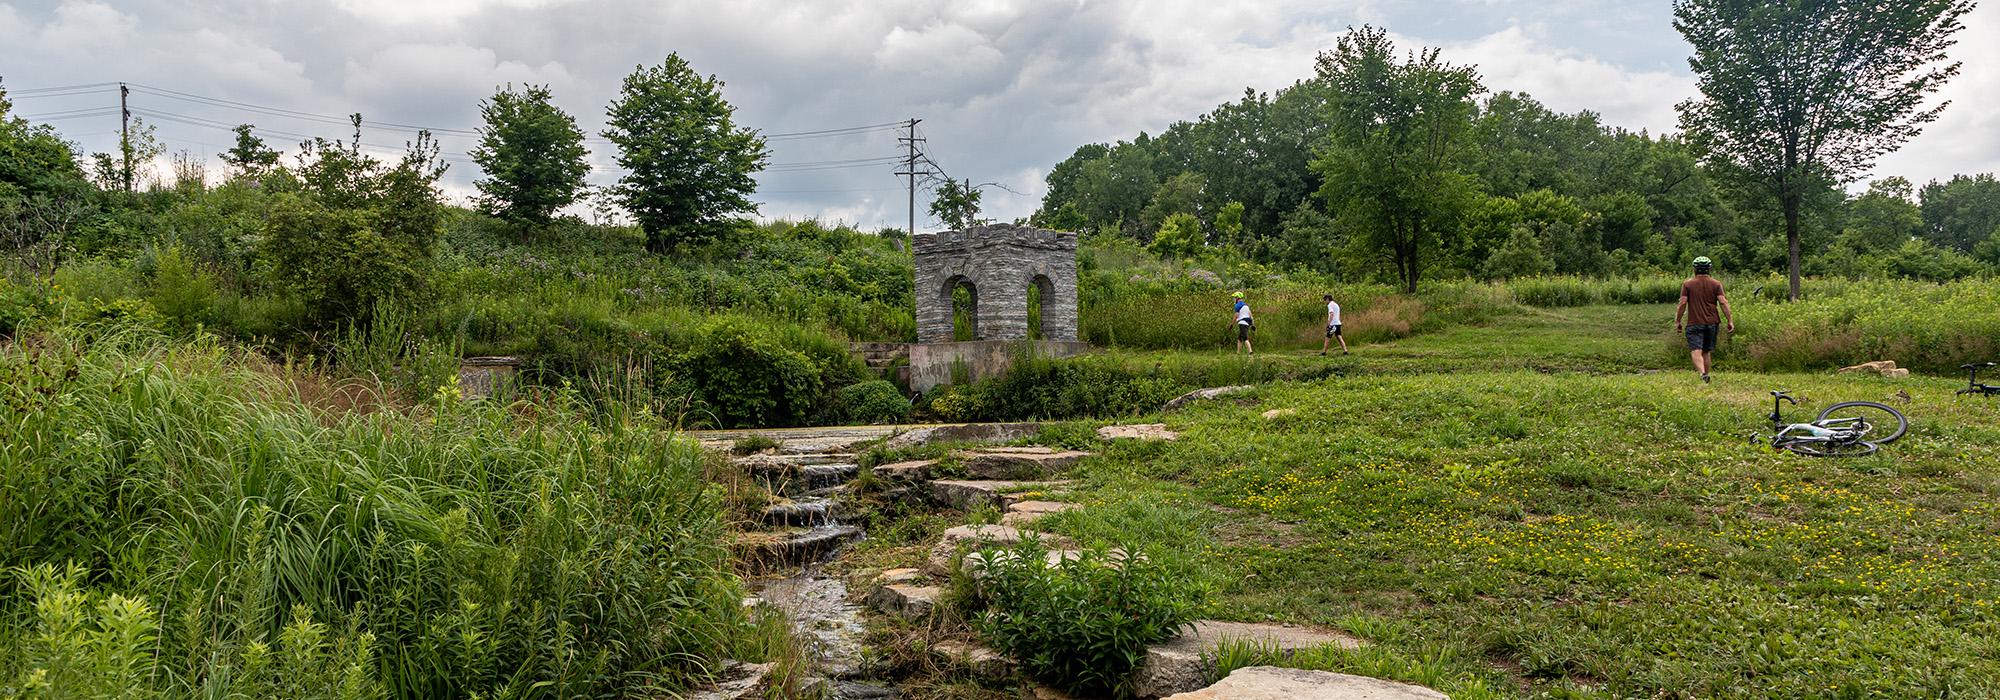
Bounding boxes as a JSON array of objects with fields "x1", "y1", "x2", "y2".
[{"x1": 1783, "y1": 192, "x2": 1802, "y2": 301}]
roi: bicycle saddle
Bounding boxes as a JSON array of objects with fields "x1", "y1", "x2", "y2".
[{"x1": 1963, "y1": 362, "x2": 1997, "y2": 369}]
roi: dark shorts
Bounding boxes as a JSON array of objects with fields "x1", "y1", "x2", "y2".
[
  {"x1": 1686, "y1": 324, "x2": 1718, "y2": 351},
  {"x1": 1237, "y1": 321, "x2": 1252, "y2": 340},
  {"x1": 1326, "y1": 324, "x2": 1343, "y2": 337}
]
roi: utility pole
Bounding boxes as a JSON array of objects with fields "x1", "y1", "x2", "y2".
[
  {"x1": 895, "y1": 118, "x2": 925, "y2": 238},
  {"x1": 119, "y1": 83, "x2": 131, "y2": 192}
]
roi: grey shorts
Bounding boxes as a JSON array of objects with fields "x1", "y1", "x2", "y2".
[{"x1": 1686, "y1": 324, "x2": 1718, "y2": 351}]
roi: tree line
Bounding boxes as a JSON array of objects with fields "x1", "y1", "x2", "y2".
[{"x1": 1030, "y1": 1, "x2": 1989, "y2": 295}]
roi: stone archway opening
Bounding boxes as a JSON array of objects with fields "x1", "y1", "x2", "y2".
[
  {"x1": 944, "y1": 275, "x2": 979, "y2": 341},
  {"x1": 1028, "y1": 274, "x2": 1055, "y2": 341}
]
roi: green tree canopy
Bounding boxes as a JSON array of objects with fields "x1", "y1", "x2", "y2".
[
  {"x1": 603, "y1": 54, "x2": 768, "y2": 251},
  {"x1": 220, "y1": 125, "x2": 281, "y2": 177},
  {"x1": 1674, "y1": 0, "x2": 1973, "y2": 299},
  {"x1": 929, "y1": 178, "x2": 984, "y2": 230},
  {"x1": 472, "y1": 84, "x2": 591, "y2": 230},
  {"x1": 1918, "y1": 173, "x2": 2000, "y2": 254}
]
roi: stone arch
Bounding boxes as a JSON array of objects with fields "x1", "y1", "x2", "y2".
[
  {"x1": 942, "y1": 274, "x2": 979, "y2": 341},
  {"x1": 1028, "y1": 274, "x2": 1056, "y2": 341}
]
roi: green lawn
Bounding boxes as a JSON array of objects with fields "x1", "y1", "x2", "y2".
[{"x1": 1028, "y1": 304, "x2": 2000, "y2": 698}]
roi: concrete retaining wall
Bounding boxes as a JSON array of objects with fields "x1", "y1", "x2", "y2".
[{"x1": 908, "y1": 340, "x2": 1090, "y2": 393}]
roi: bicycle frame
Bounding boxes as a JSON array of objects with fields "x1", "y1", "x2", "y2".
[
  {"x1": 1961, "y1": 363, "x2": 2000, "y2": 397},
  {"x1": 1764, "y1": 393, "x2": 1866, "y2": 449}
]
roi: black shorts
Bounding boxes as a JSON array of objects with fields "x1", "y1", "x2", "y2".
[
  {"x1": 1685, "y1": 324, "x2": 1718, "y2": 351},
  {"x1": 1237, "y1": 322, "x2": 1252, "y2": 340},
  {"x1": 1326, "y1": 324, "x2": 1343, "y2": 337}
]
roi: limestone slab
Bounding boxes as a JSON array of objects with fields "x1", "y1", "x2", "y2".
[
  {"x1": 1132, "y1": 621, "x2": 1364, "y2": 698},
  {"x1": 684, "y1": 660, "x2": 774, "y2": 700},
  {"x1": 872, "y1": 459, "x2": 936, "y2": 483},
  {"x1": 924, "y1": 524, "x2": 1071, "y2": 577},
  {"x1": 865, "y1": 583, "x2": 941, "y2": 620},
  {"x1": 930, "y1": 640, "x2": 1015, "y2": 680},
  {"x1": 1097, "y1": 423, "x2": 1180, "y2": 441},
  {"x1": 1162, "y1": 386, "x2": 1253, "y2": 412},
  {"x1": 1162, "y1": 666, "x2": 1447, "y2": 700},
  {"x1": 1001, "y1": 500, "x2": 1079, "y2": 527},
  {"x1": 883, "y1": 422, "x2": 1043, "y2": 449},
  {"x1": 955, "y1": 447, "x2": 1090, "y2": 479},
  {"x1": 928, "y1": 479, "x2": 1071, "y2": 510}
]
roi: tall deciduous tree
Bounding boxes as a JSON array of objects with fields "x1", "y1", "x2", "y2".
[
  {"x1": 603, "y1": 55, "x2": 768, "y2": 251},
  {"x1": 1311, "y1": 26, "x2": 1484, "y2": 293},
  {"x1": 929, "y1": 178, "x2": 984, "y2": 230},
  {"x1": 472, "y1": 84, "x2": 590, "y2": 231},
  {"x1": 1674, "y1": 0, "x2": 1972, "y2": 300},
  {"x1": 220, "y1": 125, "x2": 281, "y2": 176}
]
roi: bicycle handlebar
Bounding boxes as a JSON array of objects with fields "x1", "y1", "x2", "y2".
[
  {"x1": 1770, "y1": 390, "x2": 1797, "y2": 404},
  {"x1": 1963, "y1": 362, "x2": 1997, "y2": 369}
]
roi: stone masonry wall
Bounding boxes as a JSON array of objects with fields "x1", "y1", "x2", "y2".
[{"x1": 913, "y1": 224, "x2": 1078, "y2": 343}]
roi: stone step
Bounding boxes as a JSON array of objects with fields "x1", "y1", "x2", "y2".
[
  {"x1": 732, "y1": 525, "x2": 864, "y2": 573},
  {"x1": 1163, "y1": 666, "x2": 1447, "y2": 700},
  {"x1": 1000, "y1": 500, "x2": 1079, "y2": 527},
  {"x1": 1097, "y1": 423, "x2": 1180, "y2": 441},
  {"x1": 685, "y1": 660, "x2": 774, "y2": 700},
  {"x1": 883, "y1": 422, "x2": 1043, "y2": 449},
  {"x1": 872, "y1": 459, "x2": 936, "y2": 484},
  {"x1": 760, "y1": 498, "x2": 840, "y2": 527},
  {"x1": 930, "y1": 640, "x2": 1014, "y2": 681},
  {"x1": 742, "y1": 460, "x2": 860, "y2": 496},
  {"x1": 1132, "y1": 621, "x2": 1366, "y2": 699},
  {"x1": 954, "y1": 447, "x2": 1091, "y2": 480},
  {"x1": 929, "y1": 479, "x2": 1072, "y2": 510},
  {"x1": 733, "y1": 452, "x2": 856, "y2": 468},
  {"x1": 864, "y1": 582, "x2": 941, "y2": 620},
  {"x1": 924, "y1": 524, "x2": 1075, "y2": 577}
]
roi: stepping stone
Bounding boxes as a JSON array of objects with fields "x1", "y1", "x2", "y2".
[
  {"x1": 865, "y1": 583, "x2": 941, "y2": 620},
  {"x1": 931, "y1": 640, "x2": 1015, "y2": 680},
  {"x1": 730, "y1": 452, "x2": 855, "y2": 467},
  {"x1": 1162, "y1": 386, "x2": 1252, "y2": 412},
  {"x1": 924, "y1": 524, "x2": 1071, "y2": 577},
  {"x1": 884, "y1": 422, "x2": 1042, "y2": 449},
  {"x1": 929, "y1": 479, "x2": 1072, "y2": 510},
  {"x1": 1162, "y1": 666, "x2": 1447, "y2": 700},
  {"x1": 685, "y1": 660, "x2": 774, "y2": 700},
  {"x1": 955, "y1": 447, "x2": 1091, "y2": 479},
  {"x1": 1261, "y1": 408, "x2": 1297, "y2": 419},
  {"x1": 873, "y1": 567, "x2": 926, "y2": 586},
  {"x1": 872, "y1": 459, "x2": 936, "y2": 483},
  {"x1": 1001, "y1": 500, "x2": 1079, "y2": 527},
  {"x1": 1131, "y1": 621, "x2": 1365, "y2": 699},
  {"x1": 732, "y1": 525, "x2": 864, "y2": 573},
  {"x1": 760, "y1": 498, "x2": 839, "y2": 527},
  {"x1": 1097, "y1": 423, "x2": 1179, "y2": 441}
]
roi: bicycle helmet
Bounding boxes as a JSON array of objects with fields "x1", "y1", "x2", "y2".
[
  {"x1": 1693, "y1": 255, "x2": 1713, "y2": 272},
  {"x1": 1232, "y1": 291, "x2": 1244, "y2": 298}
]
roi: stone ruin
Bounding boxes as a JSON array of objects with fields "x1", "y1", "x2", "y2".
[{"x1": 914, "y1": 223, "x2": 1078, "y2": 343}]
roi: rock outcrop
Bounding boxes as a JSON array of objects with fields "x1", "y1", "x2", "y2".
[{"x1": 1162, "y1": 666, "x2": 1448, "y2": 700}]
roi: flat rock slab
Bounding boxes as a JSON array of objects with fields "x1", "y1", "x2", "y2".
[
  {"x1": 1001, "y1": 500, "x2": 1079, "y2": 527},
  {"x1": 873, "y1": 459, "x2": 936, "y2": 483},
  {"x1": 1163, "y1": 666, "x2": 1447, "y2": 700},
  {"x1": 1162, "y1": 386, "x2": 1253, "y2": 412},
  {"x1": 873, "y1": 567, "x2": 926, "y2": 586},
  {"x1": 1261, "y1": 408, "x2": 1297, "y2": 419},
  {"x1": 884, "y1": 422, "x2": 1042, "y2": 449},
  {"x1": 1133, "y1": 621, "x2": 1365, "y2": 698},
  {"x1": 929, "y1": 479, "x2": 1072, "y2": 510},
  {"x1": 955, "y1": 447, "x2": 1091, "y2": 479},
  {"x1": 685, "y1": 660, "x2": 774, "y2": 700},
  {"x1": 1098, "y1": 423, "x2": 1180, "y2": 441},
  {"x1": 865, "y1": 583, "x2": 942, "y2": 620},
  {"x1": 925, "y1": 524, "x2": 1073, "y2": 577},
  {"x1": 733, "y1": 525, "x2": 864, "y2": 573},
  {"x1": 931, "y1": 640, "x2": 1015, "y2": 680}
]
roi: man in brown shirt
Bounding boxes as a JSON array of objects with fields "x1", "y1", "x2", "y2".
[{"x1": 1675, "y1": 256, "x2": 1734, "y2": 383}]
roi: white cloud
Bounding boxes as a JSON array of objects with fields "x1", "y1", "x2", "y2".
[{"x1": 1442, "y1": 25, "x2": 1695, "y2": 134}]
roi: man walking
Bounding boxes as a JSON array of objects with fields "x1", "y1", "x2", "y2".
[
  {"x1": 1674, "y1": 256, "x2": 1734, "y2": 383},
  {"x1": 1233, "y1": 291, "x2": 1255, "y2": 355},
  {"x1": 1320, "y1": 293, "x2": 1348, "y2": 356}
]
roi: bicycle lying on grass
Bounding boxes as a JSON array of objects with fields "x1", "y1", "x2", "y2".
[
  {"x1": 1958, "y1": 362, "x2": 1999, "y2": 397},
  {"x1": 1751, "y1": 390, "x2": 1908, "y2": 457}
]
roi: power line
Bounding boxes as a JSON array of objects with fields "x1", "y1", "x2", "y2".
[
  {"x1": 8, "y1": 82, "x2": 124, "y2": 95},
  {"x1": 10, "y1": 88, "x2": 118, "y2": 100}
]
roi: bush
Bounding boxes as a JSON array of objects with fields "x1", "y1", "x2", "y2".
[
  {"x1": 975, "y1": 542, "x2": 1201, "y2": 695},
  {"x1": 837, "y1": 379, "x2": 911, "y2": 424},
  {"x1": 666, "y1": 315, "x2": 822, "y2": 427}
]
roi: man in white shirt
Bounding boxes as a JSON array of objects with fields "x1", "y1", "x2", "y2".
[
  {"x1": 1319, "y1": 294, "x2": 1348, "y2": 356},
  {"x1": 1233, "y1": 291, "x2": 1255, "y2": 355}
]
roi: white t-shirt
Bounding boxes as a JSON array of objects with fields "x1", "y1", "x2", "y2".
[
  {"x1": 1327, "y1": 300, "x2": 1341, "y2": 325},
  {"x1": 1235, "y1": 302, "x2": 1252, "y2": 324}
]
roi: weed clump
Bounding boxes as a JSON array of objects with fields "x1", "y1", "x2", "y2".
[{"x1": 970, "y1": 541, "x2": 1201, "y2": 695}]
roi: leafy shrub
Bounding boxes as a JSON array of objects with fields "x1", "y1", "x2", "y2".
[
  {"x1": 732, "y1": 435, "x2": 779, "y2": 455},
  {"x1": 666, "y1": 315, "x2": 821, "y2": 427},
  {"x1": 838, "y1": 379, "x2": 911, "y2": 424},
  {"x1": 975, "y1": 542, "x2": 1201, "y2": 695},
  {"x1": 1510, "y1": 277, "x2": 1597, "y2": 307},
  {"x1": 1733, "y1": 277, "x2": 2000, "y2": 373},
  {"x1": 0, "y1": 277, "x2": 50, "y2": 337},
  {"x1": 924, "y1": 355, "x2": 1186, "y2": 422}
]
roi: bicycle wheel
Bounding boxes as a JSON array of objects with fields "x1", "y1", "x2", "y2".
[
  {"x1": 1815, "y1": 401, "x2": 1908, "y2": 444},
  {"x1": 1786, "y1": 440, "x2": 1879, "y2": 458}
]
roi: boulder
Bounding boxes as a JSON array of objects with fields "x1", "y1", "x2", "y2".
[
  {"x1": 1261, "y1": 408, "x2": 1297, "y2": 420},
  {"x1": 1838, "y1": 360, "x2": 1898, "y2": 374},
  {"x1": 1883, "y1": 368, "x2": 1911, "y2": 378},
  {"x1": 685, "y1": 660, "x2": 774, "y2": 700},
  {"x1": 872, "y1": 459, "x2": 936, "y2": 483},
  {"x1": 955, "y1": 447, "x2": 1091, "y2": 479},
  {"x1": 873, "y1": 567, "x2": 926, "y2": 586},
  {"x1": 883, "y1": 422, "x2": 1043, "y2": 449},
  {"x1": 1162, "y1": 386, "x2": 1253, "y2": 412},
  {"x1": 1097, "y1": 424, "x2": 1180, "y2": 441},
  {"x1": 865, "y1": 583, "x2": 941, "y2": 620},
  {"x1": 1162, "y1": 666, "x2": 1448, "y2": 700},
  {"x1": 1132, "y1": 621, "x2": 1364, "y2": 698},
  {"x1": 1001, "y1": 500, "x2": 1079, "y2": 527},
  {"x1": 929, "y1": 479, "x2": 1072, "y2": 510}
]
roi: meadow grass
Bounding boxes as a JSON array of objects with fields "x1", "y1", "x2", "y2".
[
  {"x1": 1731, "y1": 277, "x2": 2000, "y2": 375},
  {"x1": 0, "y1": 324, "x2": 766, "y2": 697},
  {"x1": 1036, "y1": 371, "x2": 2000, "y2": 698}
]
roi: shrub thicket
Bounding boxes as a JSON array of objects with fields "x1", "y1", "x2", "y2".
[
  {"x1": 973, "y1": 542, "x2": 1201, "y2": 695},
  {"x1": 837, "y1": 379, "x2": 912, "y2": 424}
]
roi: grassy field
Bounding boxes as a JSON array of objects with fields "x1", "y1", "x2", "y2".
[{"x1": 1001, "y1": 304, "x2": 2000, "y2": 698}]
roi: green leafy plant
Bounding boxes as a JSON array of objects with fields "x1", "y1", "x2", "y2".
[
  {"x1": 974, "y1": 542, "x2": 1201, "y2": 695},
  {"x1": 837, "y1": 379, "x2": 912, "y2": 424}
]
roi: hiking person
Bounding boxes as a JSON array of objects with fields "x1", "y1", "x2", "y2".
[
  {"x1": 1320, "y1": 293, "x2": 1348, "y2": 356},
  {"x1": 1674, "y1": 256, "x2": 1734, "y2": 383},
  {"x1": 1233, "y1": 291, "x2": 1255, "y2": 355}
]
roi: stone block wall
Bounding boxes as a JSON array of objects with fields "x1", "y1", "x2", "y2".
[{"x1": 913, "y1": 224, "x2": 1078, "y2": 343}]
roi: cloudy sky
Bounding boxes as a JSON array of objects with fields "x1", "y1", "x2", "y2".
[{"x1": 4, "y1": 0, "x2": 1997, "y2": 230}]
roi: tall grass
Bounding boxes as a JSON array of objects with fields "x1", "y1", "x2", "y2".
[
  {"x1": 1732, "y1": 277, "x2": 2000, "y2": 374},
  {"x1": 0, "y1": 323, "x2": 755, "y2": 697},
  {"x1": 1079, "y1": 280, "x2": 1519, "y2": 351},
  {"x1": 1506, "y1": 276, "x2": 1684, "y2": 307}
]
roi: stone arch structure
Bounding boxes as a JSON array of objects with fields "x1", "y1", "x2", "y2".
[
  {"x1": 914, "y1": 223, "x2": 1078, "y2": 343},
  {"x1": 941, "y1": 274, "x2": 979, "y2": 340}
]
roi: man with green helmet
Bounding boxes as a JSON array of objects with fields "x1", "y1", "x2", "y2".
[{"x1": 1675, "y1": 256, "x2": 1734, "y2": 383}]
